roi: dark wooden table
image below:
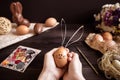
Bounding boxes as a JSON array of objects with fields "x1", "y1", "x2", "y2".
[{"x1": 0, "y1": 24, "x2": 113, "y2": 80}]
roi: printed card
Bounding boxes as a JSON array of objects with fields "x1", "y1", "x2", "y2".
[{"x1": 0, "y1": 46, "x2": 41, "y2": 73}]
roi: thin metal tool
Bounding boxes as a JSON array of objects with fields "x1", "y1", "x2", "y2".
[
  {"x1": 65, "y1": 25, "x2": 84, "y2": 47},
  {"x1": 60, "y1": 18, "x2": 84, "y2": 47},
  {"x1": 75, "y1": 46, "x2": 99, "y2": 75},
  {"x1": 61, "y1": 18, "x2": 67, "y2": 46}
]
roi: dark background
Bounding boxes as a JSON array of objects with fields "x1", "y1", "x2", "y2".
[
  {"x1": 0, "y1": 0, "x2": 120, "y2": 80},
  {"x1": 0, "y1": 0, "x2": 120, "y2": 23}
]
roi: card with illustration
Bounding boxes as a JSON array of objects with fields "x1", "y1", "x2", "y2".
[{"x1": 0, "y1": 46, "x2": 41, "y2": 73}]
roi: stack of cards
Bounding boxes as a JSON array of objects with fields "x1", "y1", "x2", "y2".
[{"x1": 0, "y1": 46, "x2": 41, "y2": 73}]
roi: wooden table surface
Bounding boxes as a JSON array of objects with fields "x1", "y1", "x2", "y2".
[{"x1": 0, "y1": 24, "x2": 115, "y2": 80}]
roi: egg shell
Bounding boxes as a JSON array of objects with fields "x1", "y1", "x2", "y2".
[
  {"x1": 102, "y1": 32, "x2": 113, "y2": 41},
  {"x1": 34, "y1": 23, "x2": 43, "y2": 34},
  {"x1": 112, "y1": 60, "x2": 120, "y2": 71},
  {"x1": 16, "y1": 25, "x2": 29, "y2": 35},
  {"x1": 53, "y1": 47, "x2": 68, "y2": 68},
  {"x1": 93, "y1": 34, "x2": 103, "y2": 42},
  {"x1": 45, "y1": 17, "x2": 57, "y2": 27}
]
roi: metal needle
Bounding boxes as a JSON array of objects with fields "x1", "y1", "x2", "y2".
[{"x1": 75, "y1": 46, "x2": 99, "y2": 75}]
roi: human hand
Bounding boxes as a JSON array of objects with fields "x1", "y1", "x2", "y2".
[
  {"x1": 63, "y1": 52, "x2": 85, "y2": 80},
  {"x1": 38, "y1": 48, "x2": 66, "y2": 80}
]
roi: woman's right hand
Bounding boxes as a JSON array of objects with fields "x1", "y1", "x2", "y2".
[{"x1": 63, "y1": 52, "x2": 85, "y2": 80}]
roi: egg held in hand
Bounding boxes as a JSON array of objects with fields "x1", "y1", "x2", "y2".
[{"x1": 53, "y1": 46, "x2": 69, "y2": 68}]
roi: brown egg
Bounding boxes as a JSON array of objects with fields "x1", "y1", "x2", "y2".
[
  {"x1": 16, "y1": 25, "x2": 29, "y2": 35},
  {"x1": 45, "y1": 17, "x2": 57, "y2": 27},
  {"x1": 34, "y1": 23, "x2": 43, "y2": 34},
  {"x1": 53, "y1": 46, "x2": 68, "y2": 68},
  {"x1": 102, "y1": 32, "x2": 113, "y2": 41}
]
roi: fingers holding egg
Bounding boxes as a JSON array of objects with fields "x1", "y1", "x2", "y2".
[
  {"x1": 67, "y1": 52, "x2": 73, "y2": 58},
  {"x1": 67, "y1": 52, "x2": 74, "y2": 61}
]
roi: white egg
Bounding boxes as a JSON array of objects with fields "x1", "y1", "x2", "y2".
[{"x1": 93, "y1": 34, "x2": 103, "y2": 42}]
